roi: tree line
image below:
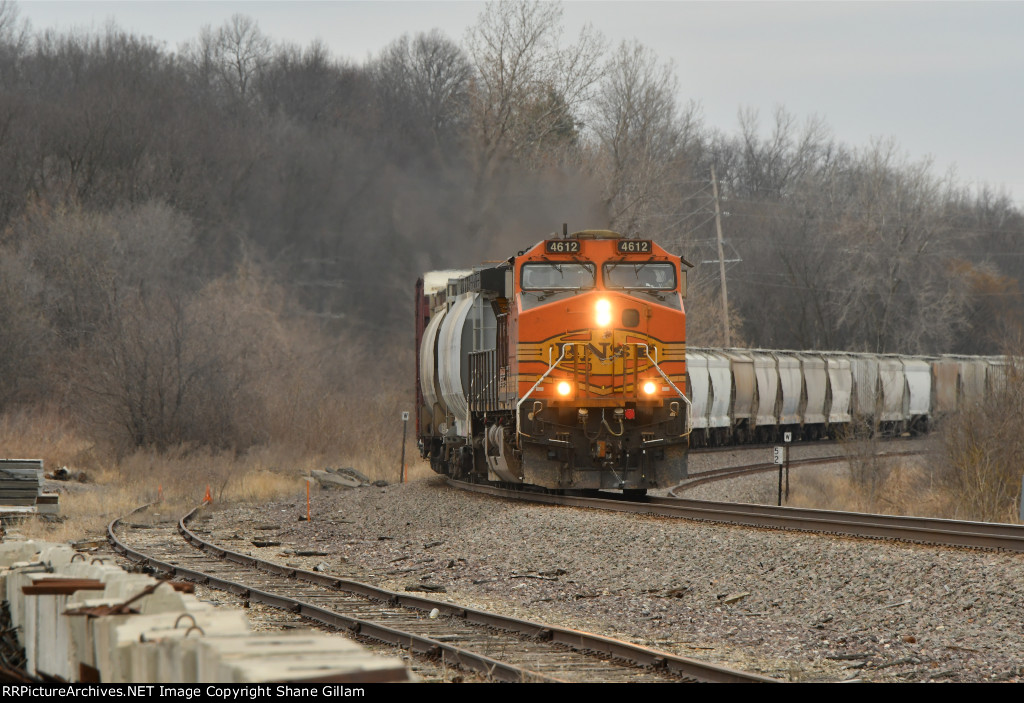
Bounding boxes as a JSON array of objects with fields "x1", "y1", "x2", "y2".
[{"x1": 0, "y1": 0, "x2": 1020, "y2": 454}]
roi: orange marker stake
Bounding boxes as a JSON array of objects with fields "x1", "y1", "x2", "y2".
[
  {"x1": 204, "y1": 485, "x2": 212, "y2": 504},
  {"x1": 158, "y1": 485, "x2": 163, "y2": 502}
]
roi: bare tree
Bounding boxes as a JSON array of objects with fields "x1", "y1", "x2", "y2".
[
  {"x1": 180, "y1": 14, "x2": 272, "y2": 107},
  {"x1": 465, "y1": 0, "x2": 603, "y2": 172},
  {"x1": 373, "y1": 30, "x2": 472, "y2": 155},
  {"x1": 825, "y1": 141, "x2": 969, "y2": 352},
  {"x1": 216, "y1": 14, "x2": 271, "y2": 104},
  {"x1": 0, "y1": 0, "x2": 25, "y2": 44},
  {"x1": 259, "y1": 40, "x2": 351, "y2": 127},
  {"x1": 709, "y1": 115, "x2": 977, "y2": 354},
  {"x1": 589, "y1": 40, "x2": 689, "y2": 234},
  {"x1": 0, "y1": 247, "x2": 50, "y2": 407},
  {"x1": 734, "y1": 106, "x2": 831, "y2": 198}
]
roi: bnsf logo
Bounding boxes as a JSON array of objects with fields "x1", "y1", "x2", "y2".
[{"x1": 533, "y1": 333, "x2": 660, "y2": 375}]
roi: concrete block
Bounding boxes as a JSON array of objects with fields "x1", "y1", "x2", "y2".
[
  {"x1": 23, "y1": 584, "x2": 38, "y2": 674},
  {"x1": 92, "y1": 613, "x2": 137, "y2": 683},
  {"x1": 36, "y1": 493, "x2": 60, "y2": 515},
  {"x1": 0, "y1": 541, "x2": 42, "y2": 568},
  {"x1": 117, "y1": 611, "x2": 251, "y2": 644},
  {"x1": 66, "y1": 563, "x2": 116, "y2": 580},
  {"x1": 67, "y1": 606, "x2": 97, "y2": 671},
  {"x1": 81, "y1": 582, "x2": 164, "y2": 683},
  {"x1": 4, "y1": 568, "x2": 24, "y2": 630},
  {"x1": 0, "y1": 539, "x2": 410, "y2": 685},
  {"x1": 32, "y1": 590, "x2": 77, "y2": 681},
  {"x1": 112, "y1": 611, "x2": 250, "y2": 683},
  {"x1": 102, "y1": 574, "x2": 159, "y2": 601},
  {"x1": 195, "y1": 634, "x2": 389, "y2": 684},
  {"x1": 156, "y1": 635, "x2": 210, "y2": 683},
  {"x1": 36, "y1": 593, "x2": 58, "y2": 677},
  {"x1": 12, "y1": 569, "x2": 105, "y2": 678},
  {"x1": 128, "y1": 640, "x2": 162, "y2": 683},
  {"x1": 227, "y1": 653, "x2": 411, "y2": 684},
  {"x1": 137, "y1": 583, "x2": 188, "y2": 615},
  {"x1": 58, "y1": 587, "x2": 106, "y2": 680},
  {"x1": 38, "y1": 545, "x2": 75, "y2": 569}
]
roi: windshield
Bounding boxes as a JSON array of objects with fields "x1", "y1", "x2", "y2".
[
  {"x1": 603, "y1": 262, "x2": 677, "y2": 290},
  {"x1": 521, "y1": 262, "x2": 596, "y2": 291}
]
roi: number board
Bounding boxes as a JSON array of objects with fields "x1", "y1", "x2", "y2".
[
  {"x1": 545, "y1": 240, "x2": 581, "y2": 254},
  {"x1": 616, "y1": 240, "x2": 652, "y2": 254}
]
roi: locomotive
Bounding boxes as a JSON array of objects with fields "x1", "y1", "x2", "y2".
[{"x1": 415, "y1": 229, "x2": 692, "y2": 493}]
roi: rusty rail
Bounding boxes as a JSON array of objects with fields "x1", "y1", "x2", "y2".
[{"x1": 107, "y1": 506, "x2": 776, "y2": 683}]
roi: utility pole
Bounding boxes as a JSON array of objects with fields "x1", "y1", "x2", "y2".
[{"x1": 710, "y1": 164, "x2": 731, "y2": 347}]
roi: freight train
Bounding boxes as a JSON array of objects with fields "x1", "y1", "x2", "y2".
[
  {"x1": 415, "y1": 228, "x2": 1009, "y2": 493},
  {"x1": 683, "y1": 349, "x2": 1008, "y2": 447},
  {"x1": 415, "y1": 229, "x2": 691, "y2": 493}
]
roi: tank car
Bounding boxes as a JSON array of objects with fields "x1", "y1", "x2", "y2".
[{"x1": 415, "y1": 229, "x2": 692, "y2": 493}]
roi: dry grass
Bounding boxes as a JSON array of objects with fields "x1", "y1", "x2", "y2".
[
  {"x1": 0, "y1": 406, "x2": 95, "y2": 472},
  {"x1": 785, "y1": 457, "x2": 1003, "y2": 521},
  {"x1": 780, "y1": 421, "x2": 1015, "y2": 521},
  {"x1": 1, "y1": 404, "x2": 431, "y2": 543}
]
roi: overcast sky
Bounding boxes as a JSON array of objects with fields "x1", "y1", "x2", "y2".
[{"x1": 15, "y1": 1, "x2": 1024, "y2": 205}]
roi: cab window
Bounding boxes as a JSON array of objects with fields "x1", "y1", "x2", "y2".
[
  {"x1": 603, "y1": 262, "x2": 676, "y2": 290},
  {"x1": 521, "y1": 262, "x2": 596, "y2": 290},
  {"x1": 519, "y1": 262, "x2": 595, "y2": 310}
]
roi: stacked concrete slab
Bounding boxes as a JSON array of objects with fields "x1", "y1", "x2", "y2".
[
  {"x1": 0, "y1": 461, "x2": 43, "y2": 506},
  {"x1": 0, "y1": 459, "x2": 59, "y2": 515},
  {"x1": 1, "y1": 539, "x2": 411, "y2": 683}
]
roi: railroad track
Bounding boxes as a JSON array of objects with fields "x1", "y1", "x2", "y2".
[
  {"x1": 673, "y1": 449, "x2": 928, "y2": 492},
  {"x1": 447, "y1": 473, "x2": 1024, "y2": 553},
  {"x1": 107, "y1": 505, "x2": 776, "y2": 683},
  {"x1": 685, "y1": 432, "x2": 925, "y2": 455}
]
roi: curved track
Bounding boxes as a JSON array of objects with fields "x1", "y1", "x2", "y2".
[
  {"x1": 107, "y1": 505, "x2": 776, "y2": 683},
  {"x1": 671, "y1": 448, "x2": 928, "y2": 492},
  {"x1": 447, "y1": 463, "x2": 1024, "y2": 553}
]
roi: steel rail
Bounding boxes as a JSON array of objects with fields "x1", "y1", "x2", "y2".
[
  {"x1": 107, "y1": 507, "x2": 775, "y2": 683},
  {"x1": 685, "y1": 433, "x2": 927, "y2": 456},
  {"x1": 448, "y1": 479, "x2": 1024, "y2": 553},
  {"x1": 107, "y1": 510, "x2": 554, "y2": 683},
  {"x1": 671, "y1": 450, "x2": 928, "y2": 492}
]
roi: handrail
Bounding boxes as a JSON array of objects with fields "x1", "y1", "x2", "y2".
[
  {"x1": 516, "y1": 343, "x2": 570, "y2": 438},
  {"x1": 637, "y1": 343, "x2": 692, "y2": 437}
]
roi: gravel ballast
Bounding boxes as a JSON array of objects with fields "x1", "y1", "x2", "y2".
[{"x1": 203, "y1": 455, "x2": 1023, "y2": 683}]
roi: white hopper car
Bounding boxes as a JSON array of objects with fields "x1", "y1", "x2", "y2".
[{"x1": 685, "y1": 349, "x2": 1007, "y2": 446}]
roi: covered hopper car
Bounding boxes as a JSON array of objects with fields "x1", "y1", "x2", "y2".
[{"x1": 683, "y1": 349, "x2": 1007, "y2": 447}]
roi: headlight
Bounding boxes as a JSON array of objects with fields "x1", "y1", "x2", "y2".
[
  {"x1": 557, "y1": 381, "x2": 573, "y2": 396},
  {"x1": 643, "y1": 381, "x2": 657, "y2": 395},
  {"x1": 595, "y1": 298, "x2": 612, "y2": 327}
]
